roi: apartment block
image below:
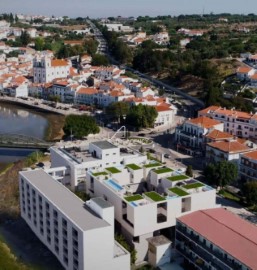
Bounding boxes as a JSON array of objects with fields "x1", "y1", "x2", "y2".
[
  {"x1": 176, "y1": 208, "x2": 257, "y2": 270},
  {"x1": 240, "y1": 150, "x2": 257, "y2": 181},
  {"x1": 50, "y1": 140, "x2": 147, "y2": 189},
  {"x1": 19, "y1": 169, "x2": 130, "y2": 270},
  {"x1": 199, "y1": 106, "x2": 257, "y2": 140},
  {"x1": 86, "y1": 161, "x2": 217, "y2": 263}
]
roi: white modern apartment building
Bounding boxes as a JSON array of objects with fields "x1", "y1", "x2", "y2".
[
  {"x1": 50, "y1": 140, "x2": 147, "y2": 190},
  {"x1": 19, "y1": 169, "x2": 130, "y2": 270},
  {"x1": 199, "y1": 106, "x2": 257, "y2": 141},
  {"x1": 85, "y1": 162, "x2": 217, "y2": 263},
  {"x1": 33, "y1": 56, "x2": 70, "y2": 83}
]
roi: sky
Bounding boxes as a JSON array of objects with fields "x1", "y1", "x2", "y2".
[{"x1": 1, "y1": 0, "x2": 257, "y2": 18}]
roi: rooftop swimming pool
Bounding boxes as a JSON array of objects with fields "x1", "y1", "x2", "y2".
[
  {"x1": 130, "y1": 201, "x2": 138, "y2": 207},
  {"x1": 106, "y1": 179, "x2": 123, "y2": 192}
]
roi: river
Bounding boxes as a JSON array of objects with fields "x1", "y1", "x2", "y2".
[{"x1": 0, "y1": 102, "x2": 65, "y2": 164}]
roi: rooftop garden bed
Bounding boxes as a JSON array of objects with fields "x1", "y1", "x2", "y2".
[
  {"x1": 92, "y1": 171, "x2": 108, "y2": 177},
  {"x1": 167, "y1": 175, "x2": 189, "y2": 182},
  {"x1": 144, "y1": 191, "x2": 165, "y2": 202},
  {"x1": 126, "y1": 164, "x2": 141, "y2": 170},
  {"x1": 169, "y1": 187, "x2": 189, "y2": 197},
  {"x1": 183, "y1": 182, "x2": 204, "y2": 189},
  {"x1": 154, "y1": 167, "x2": 173, "y2": 174},
  {"x1": 144, "y1": 162, "x2": 161, "y2": 168},
  {"x1": 124, "y1": 194, "x2": 144, "y2": 202},
  {"x1": 105, "y1": 167, "x2": 121, "y2": 174}
]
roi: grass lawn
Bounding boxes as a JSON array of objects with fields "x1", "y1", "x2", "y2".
[
  {"x1": 92, "y1": 171, "x2": 108, "y2": 177},
  {"x1": 169, "y1": 187, "x2": 189, "y2": 197},
  {"x1": 126, "y1": 164, "x2": 141, "y2": 170},
  {"x1": 183, "y1": 182, "x2": 204, "y2": 189},
  {"x1": 144, "y1": 163, "x2": 161, "y2": 168},
  {"x1": 167, "y1": 175, "x2": 189, "y2": 182},
  {"x1": 124, "y1": 194, "x2": 143, "y2": 202},
  {"x1": 154, "y1": 167, "x2": 173, "y2": 174},
  {"x1": 144, "y1": 191, "x2": 165, "y2": 202},
  {"x1": 218, "y1": 189, "x2": 240, "y2": 202},
  {"x1": 105, "y1": 167, "x2": 121, "y2": 174}
]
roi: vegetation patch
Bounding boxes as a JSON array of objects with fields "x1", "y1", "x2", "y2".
[
  {"x1": 183, "y1": 182, "x2": 204, "y2": 189},
  {"x1": 126, "y1": 164, "x2": 141, "y2": 170},
  {"x1": 144, "y1": 191, "x2": 165, "y2": 202},
  {"x1": 105, "y1": 167, "x2": 121, "y2": 174},
  {"x1": 154, "y1": 167, "x2": 173, "y2": 174},
  {"x1": 167, "y1": 175, "x2": 189, "y2": 182},
  {"x1": 219, "y1": 189, "x2": 240, "y2": 202},
  {"x1": 92, "y1": 171, "x2": 108, "y2": 176},
  {"x1": 144, "y1": 162, "x2": 161, "y2": 168},
  {"x1": 125, "y1": 194, "x2": 143, "y2": 202},
  {"x1": 169, "y1": 187, "x2": 189, "y2": 197}
]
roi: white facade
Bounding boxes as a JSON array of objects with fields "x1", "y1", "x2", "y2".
[
  {"x1": 199, "y1": 106, "x2": 257, "y2": 141},
  {"x1": 50, "y1": 140, "x2": 147, "y2": 190},
  {"x1": 33, "y1": 57, "x2": 70, "y2": 83},
  {"x1": 154, "y1": 108, "x2": 175, "y2": 128},
  {"x1": 19, "y1": 169, "x2": 130, "y2": 270},
  {"x1": 85, "y1": 163, "x2": 217, "y2": 263},
  {"x1": 8, "y1": 84, "x2": 28, "y2": 97}
]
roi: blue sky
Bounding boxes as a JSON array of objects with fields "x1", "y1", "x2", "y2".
[{"x1": 1, "y1": 0, "x2": 257, "y2": 18}]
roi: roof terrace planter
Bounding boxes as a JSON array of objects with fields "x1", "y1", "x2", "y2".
[
  {"x1": 183, "y1": 182, "x2": 204, "y2": 190},
  {"x1": 105, "y1": 167, "x2": 121, "y2": 174},
  {"x1": 92, "y1": 171, "x2": 108, "y2": 177},
  {"x1": 167, "y1": 175, "x2": 189, "y2": 182},
  {"x1": 154, "y1": 167, "x2": 173, "y2": 174},
  {"x1": 144, "y1": 191, "x2": 165, "y2": 202},
  {"x1": 124, "y1": 194, "x2": 144, "y2": 202},
  {"x1": 144, "y1": 162, "x2": 162, "y2": 168},
  {"x1": 126, "y1": 164, "x2": 141, "y2": 170},
  {"x1": 169, "y1": 187, "x2": 189, "y2": 197}
]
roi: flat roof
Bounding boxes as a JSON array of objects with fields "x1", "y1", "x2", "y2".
[
  {"x1": 91, "y1": 197, "x2": 113, "y2": 209},
  {"x1": 91, "y1": 140, "x2": 118, "y2": 150},
  {"x1": 20, "y1": 169, "x2": 109, "y2": 231},
  {"x1": 147, "y1": 235, "x2": 171, "y2": 246},
  {"x1": 178, "y1": 208, "x2": 257, "y2": 269}
]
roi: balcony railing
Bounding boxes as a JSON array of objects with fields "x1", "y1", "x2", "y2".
[{"x1": 176, "y1": 227, "x2": 242, "y2": 270}]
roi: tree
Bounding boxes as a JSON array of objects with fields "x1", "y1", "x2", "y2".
[
  {"x1": 92, "y1": 54, "x2": 109, "y2": 66},
  {"x1": 106, "y1": 102, "x2": 130, "y2": 122},
  {"x1": 126, "y1": 104, "x2": 158, "y2": 129},
  {"x1": 242, "y1": 181, "x2": 257, "y2": 206},
  {"x1": 186, "y1": 165, "x2": 193, "y2": 177},
  {"x1": 204, "y1": 161, "x2": 238, "y2": 188},
  {"x1": 34, "y1": 37, "x2": 45, "y2": 51},
  {"x1": 20, "y1": 30, "x2": 31, "y2": 46},
  {"x1": 63, "y1": 115, "x2": 100, "y2": 139}
]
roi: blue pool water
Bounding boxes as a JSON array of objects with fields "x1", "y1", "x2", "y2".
[
  {"x1": 106, "y1": 179, "x2": 123, "y2": 191},
  {"x1": 203, "y1": 185, "x2": 213, "y2": 191},
  {"x1": 166, "y1": 195, "x2": 179, "y2": 199},
  {"x1": 130, "y1": 202, "x2": 138, "y2": 207}
]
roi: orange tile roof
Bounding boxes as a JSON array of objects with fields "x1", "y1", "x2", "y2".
[
  {"x1": 155, "y1": 105, "x2": 172, "y2": 112},
  {"x1": 77, "y1": 87, "x2": 98, "y2": 95},
  {"x1": 110, "y1": 90, "x2": 123, "y2": 97},
  {"x1": 243, "y1": 150, "x2": 257, "y2": 160},
  {"x1": 51, "y1": 59, "x2": 69, "y2": 67},
  {"x1": 205, "y1": 129, "x2": 233, "y2": 140},
  {"x1": 237, "y1": 66, "x2": 252, "y2": 74},
  {"x1": 207, "y1": 140, "x2": 250, "y2": 153},
  {"x1": 250, "y1": 73, "x2": 257, "y2": 80},
  {"x1": 188, "y1": 116, "x2": 222, "y2": 128},
  {"x1": 199, "y1": 106, "x2": 253, "y2": 120}
]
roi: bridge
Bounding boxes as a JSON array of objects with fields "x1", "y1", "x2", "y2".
[{"x1": 0, "y1": 134, "x2": 54, "y2": 149}]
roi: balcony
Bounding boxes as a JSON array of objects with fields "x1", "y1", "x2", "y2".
[{"x1": 176, "y1": 227, "x2": 241, "y2": 270}]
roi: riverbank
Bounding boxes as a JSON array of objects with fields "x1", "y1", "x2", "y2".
[{"x1": 0, "y1": 100, "x2": 65, "y2": 142}]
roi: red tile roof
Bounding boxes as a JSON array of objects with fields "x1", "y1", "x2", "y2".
[
  {"x1": 51, "y1": 59, "x2": 69, "y2": 67},
  {"x1": 155, "y1": 105, "x2": 172, "y2": 112},
  {"x1": 188, "y1": 116, "x2": 222, "y2": 128},
  {"x1": 178, "y1": 208, "x2": 257, "y2": 270},
  {"x1": 207, "y1": 140, "x2": 250, "y2": 153},
  {"x1": 237, "y1": 66, "x2": 253, "y2": 74},
  {"x1": 205, "y1": 129, "x2": 233, "y2": 140},
  {"x1": 77, "y1": 87, "x2": 98, "y2": 95},
  {"x1": 242, "y1": 150, "x2": 257, "y2": 161}
]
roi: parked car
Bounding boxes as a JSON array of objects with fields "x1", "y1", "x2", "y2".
[{"x1": 164, "y1": 153, "x2": 171, "y2": 159}]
